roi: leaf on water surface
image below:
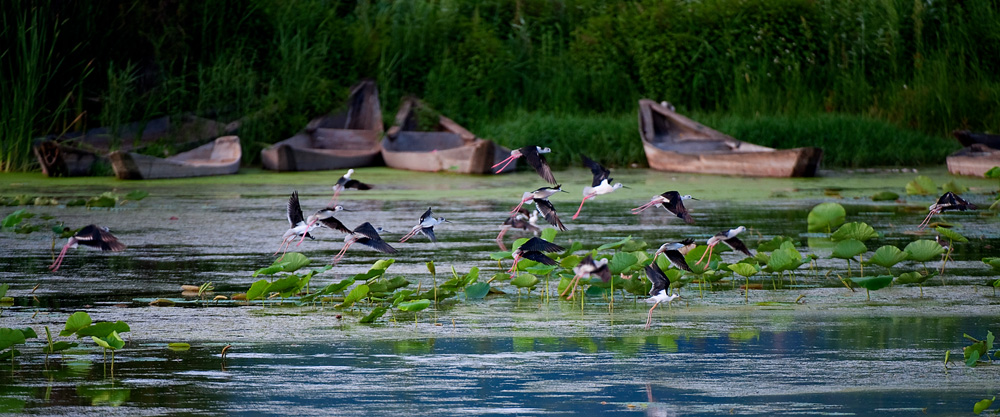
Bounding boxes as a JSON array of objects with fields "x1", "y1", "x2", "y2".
[
  {"x1": 905, "y1": 175, "x2": 936, "y2": 196},
  {"x1": 60, "y1": 311, "x2": 92, "y2": 337},
  {"x1": 510, "y1": 274, "x2": 539, "y2": 288},
  {"x1": 935, "y1": 226, "x2": 968, "y2": 243},
  {"x1": 608, "y1": 252, "x2": 638, "y2": 275},
  {"x1": 974, "y1": 397, "x2": 995, "y2": 414},
  {"x1": 168, "y1": 343, "x2": 191, "y2": 351},
  {"x1": 490, "y1": 251, "x2": 513, "y2": 261},
  {"x1": 398, "y1": 299, "x2": 431, "y2": 312},
  {"x1": 831, "y1": 239, "x2": 867, "y2": 259},
  {"x1": 847, "y1": 275, "x2": 893, "y2": 291},
  {"x1": 768, "y1": 248, "x2": 804, "y2": 272},
  {"x1": 831, "y1": 222, "x2": 878, "y2": 242},
  {"x1": 123, "y1": 190, "x2": 149, "y2": 202},
  {"x1": 728, "y1": 263, "x2": 759, "y2": 277},
  {"x1": 0, "y1": 328, "x2": 26, "y2": 350},
  {"x1": 360, "y1": 307, "x2": 389, "y2": 323},
  {"x1": 757, "y1": 235, "x2": 794, "y2": 252},
  {"x1": 464, "y1": 282, "x2": 490, "y2": 300},
  {"x1": 490, "y1": 272, "x2": 510, "y2": 282},
  {"x1": 871, "y1": 191, "x2": 900, "y2": 201},
  {"x1": 86, "y1": 192, "x2": 117, "y2": 208},
  {"x1": 44, "y1": 341, "x2": 78, "y2": 354},
  {"x1": 597, "y1": 236, "x2": 632, "y2": 251},
  {"x1": 540, "y1": 227, "x2": 558, "y2": 242},
  {"x1": 91, "y1": 331, "x2": 125, "y2": 350},
  {"x1": 896, "y1": 271, "x2": 935, "y2": 285},
  {"x1": 246, "y1": 279, "x2": 271, "y2": 301},
  {"x1": 76, "y1": 321, "x2": 130, "y2": 338},
  {"x1": 806, "y1": 202, "x2": 846, "y2": 232},
  {"x1": 941, "y1": 180, "x2": 968, "y2": 194},
  {"x1": 866, "y1": 245, "x2": 908, "y2": 268},
  {"x1": 336, "y1": 284, "x2": 370, "y2": 309},
  {"x1": 903, "y1": 240, "x2": 945, "y2": 262}
]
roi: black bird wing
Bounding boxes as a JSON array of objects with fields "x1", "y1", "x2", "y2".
[
  {"x1": 319, "y1": 217, "x2": 352, "y2": 234},
  {"x1": 353, "y1": 222, "x2": 383, "y2": 240},
  {"x1": 644, "y1": 264, "x2": 670, "y2": 296},
  {"x1": 421, "y1": 227, "x2": 437, "y2": 242},
  {"x1": 723, "y1": 236, "x2": 752, "y2": 257},
  {"x1": 592, "y1": 263, "x2": 612, "y2": 282},
  {"x1": 344, "y1": 179, "x2": 372, "y2": 190},
  {"x1": 581, "y1": 154, "x2": 610, "y2": 187},
  {"x1": 522, "y1": 147, "x2": 557, "y2": 185},
  {"x1": 76, "y1": 225, "x2": 126, "y2": 251},
  {"x1": 520, "y1": 236, "x2": 565, "y2": 253},
  {"x1": 533, "y1": 199, "x2": 566, "y2": 231},
  {"x1": 939, "y1": 191, "x2": 976, "y2": 210},
  {"x1": 521, "y1": 250, "x2": 558, "y2": 265},
  {"x1": 356, "y1": 237, "x2": 398, "y2": 254},
  {"x1": 419, "y1": 207, "x2": 433, "y2": 223},
  {"x1": 662, "y1": 191, "x2": 694, "y2": 224},
  {"x1": 287, "y1": 191, "x2": 305, "y2": 226},
  {"x1": 664, "y1": 250, "x2": 692, "y2": 272}
]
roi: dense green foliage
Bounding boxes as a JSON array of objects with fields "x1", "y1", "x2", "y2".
[{"x1": 2, "y1": 0, "x2": 996, "y2": 171}]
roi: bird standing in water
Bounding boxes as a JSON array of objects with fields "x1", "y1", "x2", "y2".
[
  {"x1": 329, "y1": 169, "x2": 371, "y2": 205},
  {"x1": 644, "y1": 263, "x2": 681, "y2": 330},
  {"x1": 492, "y1": 145, "x2": 557, "y2": 184},
  {"x1": 399, "y1": 207, "x2": 450, "y2": 243},
  {"x1": 631, "y1": 191, "x2": 697, "y2": 224},
  {"x1": 696, "y1": 226, "x2": 752, "y2": 265},
  {"x1": 918, "y1": 191, "x2": 976, "y2": 229},
  {"x1": 333, "y1": 222, "x2": 397, "y2": 265},
  {"x1": 573, "y1": 155, "x2": 627, "y2": 220},
  {"x1": 48, "y1": 225, "x2": 126, "y2": 272}
]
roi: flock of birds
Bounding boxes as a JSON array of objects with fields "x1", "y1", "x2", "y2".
[{"x1": 45, "y1": 146, "x2": 979, "y2": 327}]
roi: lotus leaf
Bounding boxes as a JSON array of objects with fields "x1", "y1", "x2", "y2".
[
  {"x1": 983, "y1": 258, "x2": 1000, "y2": 271},
  {"x1": 44, "y1": 341, "x2": 78, "y2": 354},
  {"x1": 597, "y1": 236, "x2": 633, "y2": 251},
  {"x1": 86, "y1": 192, "x2": 117, "y2": 208},
  {"x1": 464, "y1": 282, "x2": 490, "y2": 300},
  {"x1": 561, "y1": 241, "x2": 583, "y2": 256},
  {"x1": 60, "y1": 311, "x2": 92, "y2": 336},
  {"x1": 490, "y1": 251, "x2": 513, "y2": 260},
  {"x1": 871, "y1": 191, "x2": 900, "y2": 201},
  {"x1": 848, "y1": 275, "x2": 893, "y2": 291},
  {"x1": 866, "y1": 245, "x2": 908, "y2": 268},
  {"x1": 897, "y1": 270, "x2": 933, "y2": 287},
  {"x1": 609, "y1": 252, "x2": 638, "y2": 275},
  {"x1": 768, "y1": 248, "x2": 804, "y2": 272},
  {"x1": 123, "y1": 190, "x2": 149, "y2": 201},
  {"x1": 683, "y1": 246, "x2": 718, "y2": 275},
  {"x1": 941, "y1": 180, "x2": 968, "y2": 194},
  {"x1": 540, "y1": 227, "x2": 558, "y2": 242},
  {"x1": 807, "y1": 202, "x2": 846, "y2": 232},
  {"x1": 510, "y1": 238, "x2": 529, "y2": 251},
  {"x1": 903, "y1": 240, "x2": 945, "y2": 262},
  {"x1": 77, "y1": 321, "x2": 130, "y2": 338},
  {"x1": 92, "y1": 331, "x2": 125, "y2": 350},
  {"x1": 398, "y1": 299, "x2": 431, "y2": 312},
  {"x1": 974, "y1": 397, "x2": 995, "y2": 414},
  {"x1": 986, "y1": 167, "x2": 1000, "y2": 178},
  {"x1": 510, "y1": 274, "x2": 539, "y2": 288},
  {"x1": 246, "y1": 279, "x2": 271, "y2": 301},
  {"x1": 831, "y1": 222, "x2": 878, "y2": 242},
  {"x1": 728, "y1": 263, "x2": 759, "y2": 277},
  {"x1": 936, "y1": 226, "x2": 968, "y2": 243},
  {"x1": 757, "y1": 236, "x2": 794, "y2": 252},
  {"x1": 525, "y1": 264, "x2": 558, "y2": 275},
  {"x1": 560, "y1": 254, "x2": 583, "y2": 269},
  {"x1": 267, "y1": 275, "x2": 303, "y2": 296},
  {"x1": 831, "y1": 239, "x2": 867, "y2": 259},
  {"x1": 0, "y1": 328, "x2": 26, "y2": 350},
  {"x1": 360, "y1": 307, "x2": 389, "y2": 323},
  {"x1": 905, "y1": 175, "x2": 936, "y2": 195},
  {"x1": 0, "y1": 284, "x2": 7, "y2": 299},
  {"x1": 337, "y1": 284, "x2": 370, "y2": 309}
]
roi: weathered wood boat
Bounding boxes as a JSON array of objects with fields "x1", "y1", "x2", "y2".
[
  {"x1": 32, "y1": 115, "x2": 231, "y2": 177},
  {"x1": 109, "y1": 136, "x2": 242, "y2": 180},
  {"x1": 946, "y1": 144, "x2": 1000, "y2": 177},
  {"x1": 638, "y1": 99, "x2": 823, "y2": 177},
  {"x1": 261, "y1": 80, "x2": 384, "y2": 172},
  {"x1": 381, "y1": 97, "x2": 509, "y2": 174},
  {"x1": 953, "y1": 130, "x2": 1000, "y2": 149}
]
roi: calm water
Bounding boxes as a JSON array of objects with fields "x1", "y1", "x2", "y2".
[{"x1": 1, "y1": 167, "x2": 999, "y2": 415}]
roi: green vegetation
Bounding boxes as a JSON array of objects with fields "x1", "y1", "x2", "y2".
[{"x1": 2, "y1": 0, "x2": 996, "y2": 171}]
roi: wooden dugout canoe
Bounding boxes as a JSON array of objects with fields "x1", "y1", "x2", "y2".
[
  {"x1": 261, "y1": 80, "x2": 384, "y2": 172},
  {"x1": 946, "y1": 144, "x2": 1000, "y2": 177},
  {"x1": 381, "y1": 97, "x2": 510, "y2": 174},
  {"x1": 638, "y1": 99, "x2": 823, "y2": 177},
  {"x1": 109, "y1": 136, "x2": 242, "y2": 180}
]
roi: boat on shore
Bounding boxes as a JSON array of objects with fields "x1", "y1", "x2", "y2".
[
  {"x1": 638, "y1": 99, "x2": 823, "y2": 177},
  {"x1": 109, "y1": 136, "x2": 242, "y2": 180},
  {"x1": 261, "y1": 80, "x2": 384, "y2": 172},
  {"x1": 381, "y1": 97, "x2": 508, "y2": 174},
  {"x1": 953, "y1": 130, "x2": 1000, "y2": 149},
  {"x1": 946, "y1": 144, "x2": 1000, "y2": 177},
  {"x1": 32, "y1": 115, "x2": 230, "y2": 177}
]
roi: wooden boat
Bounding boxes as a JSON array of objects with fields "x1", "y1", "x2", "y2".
[
  {"x1": 946, "y1": 144, "x2": 1000, "y2": 177},
  {"x1": 109, "y1": 136, "x2": 242, "y2": 180},
  {"x1": 32, "y1": 115, "x2": 231, "y2": 177},
  {"x1": 261, "y1": 80, "x2": 384, "y2": 172},
  {"x1": 381, "y1": 97, "x2": 509, "y2": 174},
  {"x1": 638, "y1": 99, "x2": 823, "y2": 177},
  {"x1": 953, "y1": 130, "x2": 1000, "y2": 149}
]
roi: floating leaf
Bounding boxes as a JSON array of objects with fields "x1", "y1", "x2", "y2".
[
  {"x1": 941, "y1": 180, "x2": 968, "y2": 194},
  {"x1": 489, "y1": 251, "x2": 512, "y2": 260},
  {"x1": 464, "y1": 282, "x2": 490, "y2": 300},
  {"x1": 807, "y1": 202, "x2": 846, "y2": 232},
  {"x1": 974, "y1": 397, "x2": 995, "y2": 414},
  {"x1": 728, "y1": 263, "x2": 759, "y2": 277},
  {"x1": 359, "y1": 307, "x2": 389, "y2": 323},
  {"x1": 510, "y1": 274, "x2": 539, "y2": 288},
  {"x1": 831, "y1": 239, "x2": 867, "y2": 259},
  {"x1": 86, "y1": 192, "x2": 117, "y2": 208},
  {"x1": 935, "y1": 227, "x2": 968, "y2": 243},
  {"x1": 866, "y1": 245, "x2": 908, "y2": 269},
  {"x1": 608, "y1": 252, "x2": 638, "y2": 275},
  {"x1": 871, "y1": 191, "x2": 900, "y2": 201},
  {"x1": 848, "y1": 275, "x2": 893, "y2": 291},
  {"x1": 167, "y1": 343, "x2": 191, "y2": 351},
  {"x1": 757, "y1": 236, "x2": 794, "y2": 252},
  {"x1": 123, "y1": 190, "x2": 149, "y2": 201},
  {"x1": 905, "y1": 175, "x2": 936, "y2": 195},
  {"x1": 831, "y1": 222, "x2": 878, "y2": 242},
  {"x1": 903, "y1": 240, "x2": 945, "y2": 262},
  {"x1": 60, "y1": 311, "x2": 92, "y2": 337},
  {"x1": 1, "y1": 209, "x2": 31, "y2": 228},
  {"x1": 398, "y1": 299, "x2": 431, "y2": 312},
  {"x1": 77, "y1": 321, "x2": 130, "y2": 338}
]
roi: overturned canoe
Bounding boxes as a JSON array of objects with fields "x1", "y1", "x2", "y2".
[
  {"x1": 33, "y1": 115, "x2": 232, "y2": 177},
  {"x1": 381, "y1": 97, "x2": 509, "y2": 174},
  {"x1": 109, "y1": 136, "x2": 241, "y2": 180},
  {"x1": 261, "y1": 80, "x2": 383, "y2": 172},
  {"x1": 946, "y1": 144, "x2": 1000, "y2": 177},
  {"x1": 638, "y1": 99, "x2": 822, "y2": 177}
]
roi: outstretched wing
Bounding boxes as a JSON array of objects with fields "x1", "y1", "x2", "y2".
[
  {"x1": 523, "y1": 147, "x2": 557, "y2": 185},
  {"x1": 521, "y1": 250, "x2": 558, "y2": 265},
  {"x1": 344, "y1": 179, "x2": 372, "y2": 190},
  {"x1": 76, "y1": 225, "x2": 126, "y2": 251},
  {"x1": 664, "y1": 250, "x2": 692, "y2": 272},
  {"x1": 287, "y1": 191, "x2": 305, "y2": 226},
  {"x1": 723, "y1": 236, "x2": 752, "y2": 257},
  {"x1": 319, "y1": 216, "x2": 351, "y2": 234},
  {"x1": 581, "y1": 154, "x2": 610, "y2": 187},
  {"x1": 357, "y1": 237, "x2": 398, "y2": 254},
  {"x1": 662, "y1": 191, "x2": 694, "y2": 224},
  {"x1": 520, "y1": 236, "x2": 565, "y2": 253},
  {"x1": 419, "y1": 207, "x2": 433, "y2": 223},
  {"x1": 353, "y1": 222, "x2": 383, "y2": 240},
  {"x1": 533, "y1": 199, "x2": 566, "y2": 231},
  {"x1": 422, "y1": 227, "x2": 437, "y2": 242},
  {"x1": 644, "y1": 263, "x2": 670, "y2": 296},
  {"x1": 592, "y1": 262, "x2": 611, "y2": 282}
]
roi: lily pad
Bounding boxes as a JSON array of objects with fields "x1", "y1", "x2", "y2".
[
  {"x1": 974, "y1": 397, "x2": 994, "y2": 414},
  {"x1": 831, "y1": 222, "x2": 877, "y2": 242},
  {"x1": 807, "y1": 202, "x2": 846, "y2": 232},
  {"x1": 935, "y1": 226, "x2": 968, "y2": 243},
  {"x1": 905, "y1": 175, "x2": 936, "y2": 195},
  {"x1": 168, "y1": 342, "x2": 191, "y2": 351},
  {"x1": 903, "y1": 240, "x2": 945, "y2": 262},
  {"x1": 398, "y1": 299, "x2": 431, "y2": 312},
  {"x1": 464, "y1": 282, "x2": 491, "y2": 300},
  {"x1": 60, "y1": 311, "x2": 93, "y2": 337},
  {"x1": 728, "y1": 263, "x2": 759, "y2": 277},
  {"x1": 510, "y1": 274, "x2": 539, "y2": 288},
  {"x1": 608, "y1": 252, "x2": 638, "y2": 275},
  {"x1": 871, "y1": 191, "x2": 899, "y2": 201},
  {"x1": 849, "y1": 275, "x2": 894, "y2": 291},
  {"x1": 768, "y1": 247, "x2": 804, "y2": 272},
  {"x1": 831, "y1": 239, "x2": 867, "y2": 259},
  {"x1": 597, "y1": 236, "x2": 633, "y2": 251},
  {"x1": 866, "y1": 245, "x2": 908, "y2": 269}
]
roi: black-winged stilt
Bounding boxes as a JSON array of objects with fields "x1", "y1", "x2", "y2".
[
  {"x1": 644, "y1": 263, "x2": 681, "y2": 330},
  {"x1": 277, "y1": 191, "x2": 318, "y2": 255},
  {"x1": 496, "y1": 209, "x2": 540, "y2": 251},
  {"x1": 533, "y1": 198, "x2": 567, "y2": 231},
  {"x1": 631, "y1": 191, "x2": 697, "y2": 224},
  {"x1": 652, "y1": 238, "x2": 696, "y2": 272},
  {"x1": 329, "y1": 169, "x2": 371, "y2": 205},
  {"x1": 509, "y1": 236, "x2": 564, "y2": 277},
  {"x1": 696, "y1": 226, "x2": 752, "y2": 265},
  {"x1": 294, "y1": 204, "x2": 349, "y2": 247},
  {"x1": 333, "y1": 222, "x2": 397, "y2": 265},
  {"x1": 399, "y1": 207, "x2": 450, "y2": 243},
  {"x1": 572, "y1": 154, "x2": 626, "y2": 220},
  {"x1": 510, "y1": 185, "x2": 566, "y2": 213},
  {"x1": 560, "y1": 254, "x2": 610, "y2": 299},
  {"x1": 918, "y1": 191, "x2": 977, "y2": 229},
  {"x1": 48, "y1": 225, "x2": 125, "y2": 272},
  {"x1": 492, "y1": 146, "x2": 557, "y2": 184}
]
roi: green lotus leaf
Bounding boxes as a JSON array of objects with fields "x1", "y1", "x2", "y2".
[
  {"x1": 866, "y1": 245, "x2": 908, "y2": 268},
  {"x1": 60, "y1": 311, "x2": 92, "y2": 337},
  {"x1": 756, "y1": 236, "x2": 794, "y2": 252},
  {"x1": 123, "y1": 190, "x2": 149, "y2": 201},
  {"x1": 973, "y1": 397, "x2": 994, "y2": 414},
  {"x1": 683, "y1": 246, "x2": 719, "y2": 275},
  {"x1": 871, "y1": 191, "x2": 900, "y2": 201},
  {"x1": 0, "y1": 328, "x2": 26, "y2": 350},
  {"x1": 597, "y1": 236, "x2": 633, "y2": 251},
  {"x1": 540, "y1": 227, "x2": 558, "y2": 242},
  {"x1": 728, "y1": 263, "x2": 759, "y2": 277},
  {"x1": 941, "y1": 180, "x2": 968, "y2": 194},
  {"x1": 935, "y1": 226, "x2": 968, "y2": 243},
  {"x1": 903, "y1": 240, "x2": 945, "y2": 262},
  {"x1": 464, "y1": 282, "x2": 490, "y2": 300},
  {"x1": 77, "y1": 321, "x2": 130, "y2": 338},
  {"x1": 831, "y1": 222, "x2": 878, "y2": 242},
  {"x1": 807, "y1": 202, "x2": 846, "y2": 232},
  {"x1": 831, "y1": 239, "x2": 867, "y2": 259},
  {"x1": 510, "y1": 274, "x2": 539, "y2": 288},
  {"x1": 985, "y1": 167, "x2": 1000, "y2": 178},
  {"x1": 336, "y1": 284, "x2": 370, "y2": 309},
  {"x1": 359, "y1": 307, "x2": 389, "y2": 323},
  {"x1": 983, "y1": 257, "x2": 1000, "y2": 271},
  {"x1": 905, "y1": 175, "x2": 936, "y2": 195},
  {"x1": 91, "y1": 331, "x2": 125, "y2": 350},
  {"x1": 609, "y1": 252, "x2": 638, "y2": 275},
  {"x1": 246, "y1": 279, "x2": 271, "y2": 301},
  {"x1": 0, "y1": 283, "x2": 7, "y2": 299},
  {"x1": 848, "y1": 275, "x2": 894, "y2": 291},
  {"x1": 371, "y1": 259, "x2": 395, "y2": 271},
  {"x1": 398, "y1": 299, "x2": 431, "y2": 312},
  {"x1": 768, "y1": 247, "x2": 804, "y2": 272}
]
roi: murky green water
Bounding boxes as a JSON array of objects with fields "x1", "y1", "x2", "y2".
[{"x1": 1, "y1": 166, "x2": 999, "y2": 415}]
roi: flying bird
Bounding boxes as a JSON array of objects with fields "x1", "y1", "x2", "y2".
[
  {"x1": 276, "y1": 191, "x2": 319, "y2": 256},
  {"x1": 333, "y1": 222, "x2": 397, "y2": 265},
  {"x1": 644, "y1": 263, "x2": 681, "y2": 330},
  {"x1": 572, "y1": 155, "x2": 626, "y2": 220},
  {"x1": 509, "y1": 237, "x2": 564, "y2": 277},
  {"x1": 631, "y1": 191, "x2": 697, "y2": 224},
  {"x1": 496, "y1": 209, "x2": 540, "y2": 251},
  {"x1": 492, "y1": 146, "x2": 557, "y2": 184},
  {"x1": 48, "y1": 225, "x2": 126, "y2": 272},
  {"x1": 696, "y1": 226, "x2": 752, "y2": 265},
  {"x1": 399, "y1": 207, "x2": 450, "y2": 243},
  {"x1": 560, "y1": 254, "x2": 611, "y2": 299},
  {"x1": 510, "y1": 185, "x2": 566, "y2": 213},
  {"x1": 652, "y1": 238, "x2": 696, "y2": 272},
  {"x1": 918, "y1": 191, "x2": 976, "y2": 229},
  {"x1": 329, "y1": 168, "x2": 372, "y2": 205}
]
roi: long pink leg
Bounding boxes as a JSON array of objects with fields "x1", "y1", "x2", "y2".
[
  {"x1": 695, "y1": 244, "x2": 715, "y2": 265},
  {"x1": 491, "y1": 154, "x2": 518, "y2": 171},
  {"x1": 561, "y1": 275, "x2": 583, "y2": 299},
  {"x1": 571, "y1": 194, "x2": 593, "y2": 220},
  {"x1": 507, "y1": 255, "x2": 521, "y2": 277},
  {"x1": 296, "y1": 218, "x2": 320, "y2": 246},
  {"x1": 48, "y1": 244, "x2": 72, "y2": 272},
  {"x1": 399, "y1": 226, "x2": 420, "y2": 243},
  {"x1": 645, "y1": 301, "x2": 661, "y2": 330},
  {"x1": 332, "y1": 240, "x2": 355, "y2": 265},
  {"x1": 510, "y1": 197, "x2": 530, "y2": 213},
  {"x1": 917, "y1": 209, "x2": 938, "y2": 229},
  {"x1": 328, "y1": 189, "x2": 341, "y2": 207},
  {"x1": 495, "y1": 227, "x2": 510, "y2": 251},
  {"x1": 631, "y1": 199, "x2": 661, "y2": 214},
  {"x1": 274, "y1": 236, "x2": 293, "y2": 256}
]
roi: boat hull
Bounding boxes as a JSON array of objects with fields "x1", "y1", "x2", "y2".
[
  {"x1": 261, "y1": 130, "x2": 383, "y2": 172},
  {"x1": 110, "y1": 136, "x2": 242, "y2": 180},
  {"x1": 642, "y1": 142, "x2": 823, "y2": 177},
  {"x1": 381, "y1": 132, "x2": 503, "y2": 174},
  {"x1": 946, "y1": 145, "x2": 1000, "y2": 177}
]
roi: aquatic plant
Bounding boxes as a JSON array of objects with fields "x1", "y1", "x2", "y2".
[
  {"x1": 895, "y1": 271, "x2": 936, "y2": 297},
  {"x1": 905, "y1": 175, "x2": 937, "y2": 195},
  {"x1": 865, "y1": 245, "x2": 908, "y2": 275},
  {"x1": 871, "y1": 191, "x2": 899, "y2": 202},
  {"x1": 974, "y1": 397, "x2": 995, "y2": 415},
  {"x1": 831, "y1": 239, "x2": 867, "y2": 277},
  {"x1": 962, "y1": 331, "x2": 995, "y2": 367},
  {"x1": 728, "y1": 262, "x2": 759, "y2": 303},
  {"x1": 807, "y1": 202, "x2": 846, "y2": 232},
  {"x1": 58, "y1": 311, "x2": 129, "y2": 377},
  {"x1": 847, "y1": 275, "x2": 893, "y2": 301},
  {"x1": 903, "y1": 240, "x2": 946, "y2": 275},
  {"x1": 0, "y1": 327, "x2": 36, "y2": 370},
  {"x1": 762, "y1": 241, "x2": 807, "y2": 286}
]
